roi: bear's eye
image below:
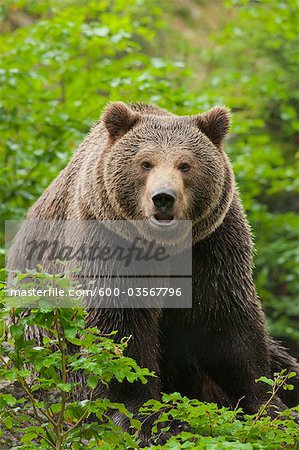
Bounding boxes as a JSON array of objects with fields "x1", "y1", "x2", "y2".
[
  {"x1": 141, "y1": 161, "x2": 153, "y2": 171},
  {"x1": 179, "y1": 163, "x2": 191, "y2": 173}
]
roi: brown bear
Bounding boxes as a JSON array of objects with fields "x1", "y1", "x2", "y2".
[{"x1": 8, "y1": 102, "x2": 299, "y2": 440}]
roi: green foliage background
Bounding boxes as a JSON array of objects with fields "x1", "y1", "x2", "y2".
[
  {"x1": 0, "y1": 1, "x2": 298, "y2": 448},
  {"x1": 0, "y1": 0, "x2": 298, "y2": 349}
]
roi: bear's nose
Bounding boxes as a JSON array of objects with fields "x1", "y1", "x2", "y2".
[{"x1": 152, "y1": 189, "x2": 176, "y2": 211}]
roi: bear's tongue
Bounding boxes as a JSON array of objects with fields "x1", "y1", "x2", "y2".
[{"x1": 154, "y1": 212, "x2": 174, "y2": 224}]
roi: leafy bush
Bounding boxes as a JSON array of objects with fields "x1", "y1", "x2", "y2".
[
  {"x1": 1, "y1": 0, "x2": 298, "y2": 448},
  {"x1": 141, "y1": 386, "x2": 299, "y2": 449},
  {"x1": 0, "y1": 305, "x2": 298, "y2": 449},
  {"x1": 0, "y1": 306, "x2": 152, "y2": 449}
]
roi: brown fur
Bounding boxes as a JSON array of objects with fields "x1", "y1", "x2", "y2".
[
  {"x1": 29, "y1": 102, "x2": 235, "y2": 242},
  {"x1": 9, "y1": 102, "x2": 299, "y2": 441}
]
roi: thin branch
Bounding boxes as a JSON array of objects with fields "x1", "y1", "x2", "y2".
[
  {"x1": 4, "y1": 408, "x2": 56, "y2": 448},
  {"x1": 62, "y1": 388, "x2": 95, "y2": 439},
  {"x1": 18, "y1": 376, "x2": 57, "y2": 427}
]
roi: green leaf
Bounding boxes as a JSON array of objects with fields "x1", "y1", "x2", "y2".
[
  {"x1": 87, "y1": 375, "x2": 99, "y2": 389},
  {"x1": 255, "y1": 376, "x2": 275, "y2": 386}
]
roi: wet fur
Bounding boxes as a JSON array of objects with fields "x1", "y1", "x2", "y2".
[{"x1": 10, "y1": 102, "x2": 299, "y2": 436}]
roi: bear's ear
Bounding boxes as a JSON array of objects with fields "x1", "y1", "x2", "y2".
[
  {"x1": 102, "y1": 102, "x2": 141, "y2": 142},
  {"x1": 194, "y1": 106, "x2": 231, "y2": 147}
]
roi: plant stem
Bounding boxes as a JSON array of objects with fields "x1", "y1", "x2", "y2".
[{"x1": 53, "y1": 308, "x2": 68, "y2": 449}]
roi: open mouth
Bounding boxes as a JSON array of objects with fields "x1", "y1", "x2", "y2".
[{"x1": 151, "y1": 213, "x2": 176, "y2": 226}]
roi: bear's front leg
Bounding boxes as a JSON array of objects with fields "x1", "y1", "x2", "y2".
[{"x1": 195, "y1": 326, "x2": 271, "y2": 414}]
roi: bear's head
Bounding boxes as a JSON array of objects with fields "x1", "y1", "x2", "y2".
[{"x1": 99, "y1": 102, "x2": 235, "y2": 243}]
